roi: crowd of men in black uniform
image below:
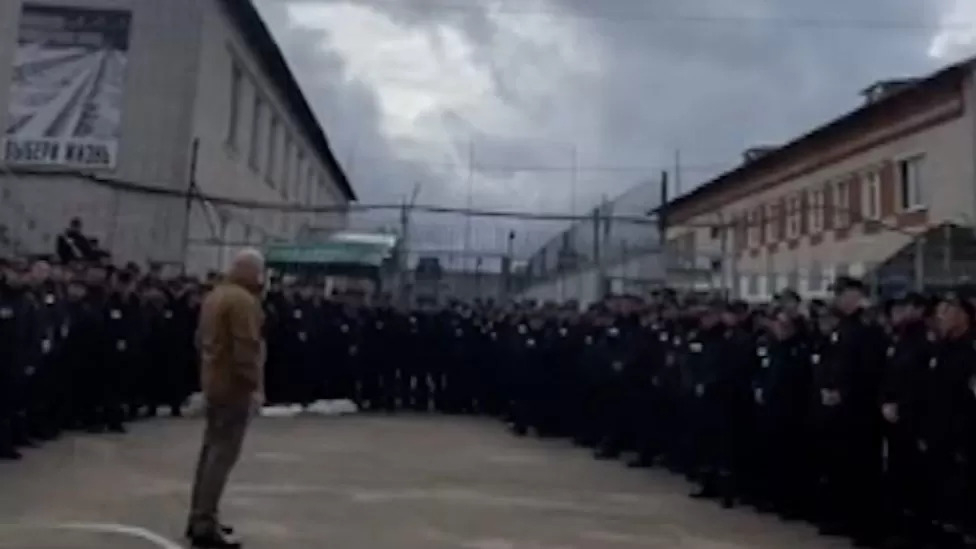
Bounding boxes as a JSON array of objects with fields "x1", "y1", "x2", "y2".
[{"x1": 2, "y1": 225, "x2": 976, "y2": 549}]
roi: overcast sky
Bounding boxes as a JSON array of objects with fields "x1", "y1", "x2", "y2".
[{"x1": 255, "y1": 0, "x2": 976, "y2": 260}]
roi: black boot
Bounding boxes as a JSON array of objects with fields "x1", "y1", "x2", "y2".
[
  {"x1": 0, "y1": 446, "x2": 21, "y2": 460},
  {"x1": 185, "y1": 524, "x2": 234, "y2": 539},
  {"x1": 626, "y1": 451, "x2": 656, "y2": 468},
  {"x1": 594, "y1": 445, "x2": 621, "y2": 460},
  {"x1": 188, "y1": 530, "x2": 241, "y2": 549},
  {"x1": 690, "y1": 474, "x2": 721, "y2": 500}
]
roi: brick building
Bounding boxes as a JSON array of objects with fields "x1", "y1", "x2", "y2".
[{"x1": 663, "y1": 58, "x2": 976, "y2": 300}]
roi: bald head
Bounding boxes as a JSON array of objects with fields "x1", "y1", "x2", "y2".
[{"x1": 227, "y1": 248, "x2": 265, "y2": 290}]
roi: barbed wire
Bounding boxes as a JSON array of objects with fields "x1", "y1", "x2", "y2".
[
  {"x1": 5, "y1": 169, "x2": 660, "y2": 223},
  {"x1": 340, "y1": 0, "x2": 966, "y2": 32}
]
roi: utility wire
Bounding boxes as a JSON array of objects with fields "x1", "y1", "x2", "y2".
[
  {"x1": 7, "y1": 169, "x2": 660, "y2": 224},
  {"x1": 340, "y1": 0, "x2": 966, "y2": 32},
  {"x1": 346, "y1": 155, "x2": 732, "y2": 174}
]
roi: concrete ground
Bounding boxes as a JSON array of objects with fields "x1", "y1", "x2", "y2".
[{"x1": 0, "y1": 414, "x2": 852, "y2": 548}]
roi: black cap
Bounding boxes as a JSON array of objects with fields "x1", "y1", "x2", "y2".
[
  {"x1": 891, "y1": 291, "x2": 927, "y2": 309},
  {"x1": 726, "y1": 300, "x2": 749, "y2": 316},
  {"x1": 705, "y1": 296, "x2": 726, "y2": 311},
  {"x1": 832, "y1": 276, "x2": 866, "y2": 294},
  {"x1": 940, "y1": 290, "x2": 976, "y2": 322},
  {"x1": 776, "y1": 288, "x2": 801, "y2": 303}
]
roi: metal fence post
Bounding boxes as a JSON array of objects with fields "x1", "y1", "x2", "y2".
[{"x1": 914, "y1": 235, "x2": 925, "y2": 291}]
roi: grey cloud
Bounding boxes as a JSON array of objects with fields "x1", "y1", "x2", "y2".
[
  {"x1": 258, "y1": 0, "x2": 960, "y2": 263},
  {"x1": 257, "y1": 0, "x2": 466, "y2": 249}
]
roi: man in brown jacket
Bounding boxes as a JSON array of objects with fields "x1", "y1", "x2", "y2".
[{"x1": 186, "y1": 249, "x2": 266, "y2": 549}]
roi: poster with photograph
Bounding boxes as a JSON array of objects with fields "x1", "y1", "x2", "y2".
[{"x1": 3, "y1": 3, "x2": 131, "y2": 170}]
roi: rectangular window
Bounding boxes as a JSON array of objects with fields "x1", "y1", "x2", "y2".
[
  {"x1": 228, "y1": 63, "x2": 242, "y2": 148},
  {"x1": 832, "y1": 180, "x2": 849, "y2": 228},
  {"x1": 787, "y1": 269, "x2": 799, "y2": 291},
  {"x1": 310, "y1": 175, "x2": 319, "y2": 207},
  {"x1": 808, "y1": 188, "x2": 825, "y2": 233},
  {"x1": 305, "y1": 164, "x2": 315, "y2": 205},
  {"x1": 295, "y1": 150, "x2": 306, "y2": 204},
  {"x1": 248, "y1": 94, "x2": 263, "y2": 170},
  {"x1": 282, "y1": 137, "x2": 293, "y2": 198},
  {"x1": 265, "y1": 115, "x2": 279, "y2": 185},
  {"x1": 786, "y1": 194, "x2": 801, "y2": 239},
  {"x1": 747, "y1": 209, "x2": 760, "y2": 247},
  {"x1": 808, "y1": 262, "x2": 823, "y2": 291},
  {"x1": 764, "y1": 202, "x2": 780, "y2": 243},
  {"x1": 898, "y1": 155, "x2": 925, "y2": 210},
  {"x1": 748, "y1": 273, "x2": 759, "y2": 295},
  {"x1": 861, "y1": 171, "x2": 881, "y2": 220}
]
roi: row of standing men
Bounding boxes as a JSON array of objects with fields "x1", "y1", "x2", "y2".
[
  {"x1": 0, "y1": 259, "x2": 203, "y2": 458},
  {"x1": 4, "y1": 259, "x2": 976, "y2": 548},
  {"x1": 262, "y1": 276, "x2": 976, "y2": 548},
  {"x1": 492, "y1": 280, "x2": 976, "y2": 549}
]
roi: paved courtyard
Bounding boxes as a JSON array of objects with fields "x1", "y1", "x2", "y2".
[{"x1": 0, "y1": 414, "x2": 851, "y2": 548}]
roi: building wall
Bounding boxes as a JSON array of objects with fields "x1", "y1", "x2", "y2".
[
  {"x1": 0, "y1": 0, "x2": 350, "y2": 271},
  {"x1": 186, "y1": 0, "x2": 349, "y2": 273},
  {"x1": 666, "y1": 71, "x2": 976, "y2": 300},
  {"x1": 0, "y1": 0, "x2": 202, "y2": 264}
]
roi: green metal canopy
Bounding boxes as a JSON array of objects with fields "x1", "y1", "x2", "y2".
[{"x1": 265, "y1": 232, "x2": 397, "y2": 267}]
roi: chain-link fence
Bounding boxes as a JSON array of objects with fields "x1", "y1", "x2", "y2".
[
  {"x1": 514, "y1": 176, "x2": 666, "y2": 304},
  {"x1": 0, "y1": 168, "x2": 667, "y2": 305},
  {"x1": 665, "y1": 222, "x2": 976, "y2": 301}
]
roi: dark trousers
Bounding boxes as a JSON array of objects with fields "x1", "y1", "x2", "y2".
[
  {"x1": 817, "y1": 415, "x2": 883, "y2": 536},
  {"x1": 188, "y1": 399, "x2": 252, "y2": 536},
  {"x1": 918, "y1": 439, "x2": 968, "y2": 530},
  {"x1": 755, "y1": 414, "x2": 812, "y2": 510}
]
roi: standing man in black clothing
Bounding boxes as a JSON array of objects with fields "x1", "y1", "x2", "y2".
[
  {"x1": 25, "y1": 260, "x2": 68, "y2": 440},
  {"x1": 915, "y1": 294, "x2": 976, "y2": 548},
  {"x1": 64, "y1": 274, "x2": 102, "y2": 431},
  {"x1": 99, "y1": 269, "x2": 142, "y2": 431},
  {"x1": 813, "y1": 277, "x2": 887, "y2": 545},
  {"x1": 0, "y1": 262, "x2": 29, "y2": 460},
  {"x1": 717, "y1": 300, "x2": 757, "y2": 507},
  {"x1": 878, "y1": 292, "x2": 933, "y2": 547},
  {"x1": 685, "y1": 299, "x2": 735, "y2": 506},
  {"x1": 143, "y1": 281, "x2": 177, "y2": 417},
  {"x1": 752, "y1": 309, "x2": 812, "y2": 518}
]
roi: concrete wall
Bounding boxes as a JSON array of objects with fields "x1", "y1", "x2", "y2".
[
  {"x1": 185, "y1": 0, "x2": 349, "y2": 274},
  {"x1": 0, "y1": 0, "x2": 202, "y2": 264},
  {"x1": 0, "y1": 0, "x2": 351, "y2": 273}
]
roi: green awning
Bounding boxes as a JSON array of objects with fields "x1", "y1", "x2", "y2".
[{"x1": 265, "y1": 233, "x2": 397, "y2": 267}]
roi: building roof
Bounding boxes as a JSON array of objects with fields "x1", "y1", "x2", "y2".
[
  {"x1": 221, "y1": 0, "x2": 356, "y2": 202},
  {"x1": 265, "y1": 231, "x2": 397, "y2": 266},
  {"x1": 662, "y1": 55, "x2": 976, "y2": 221}
]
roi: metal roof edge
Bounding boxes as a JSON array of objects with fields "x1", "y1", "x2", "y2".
[
  {"x1": 221, "y1": 0, "x2": 357, "y2": 202},
  {"x1": 662, "y1": 55, "x2": 976, "y2": 219}
]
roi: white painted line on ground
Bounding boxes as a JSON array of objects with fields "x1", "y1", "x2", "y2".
[
  {"x1": 0, "y1": 522, "x2": 183, "y2": 549},
  {"x1": 53, "y1": 522, "x2": 183, "y2": 549}
]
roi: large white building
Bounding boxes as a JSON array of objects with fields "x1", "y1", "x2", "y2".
[
  {"x1": 0, "y1": 0, "x2": 354, "y2": 272},
  {"x1": 664, "y1": 59, "x2": 976, "y2": 299}
]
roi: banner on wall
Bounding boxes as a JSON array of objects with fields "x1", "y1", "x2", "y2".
[{"x1": 3, "y1": 3, "x2": 131, "y2": 170}]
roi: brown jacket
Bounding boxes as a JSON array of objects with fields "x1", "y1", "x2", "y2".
[{"x1": 197, "y1": 280, "x2": 265, "y2": 405}]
